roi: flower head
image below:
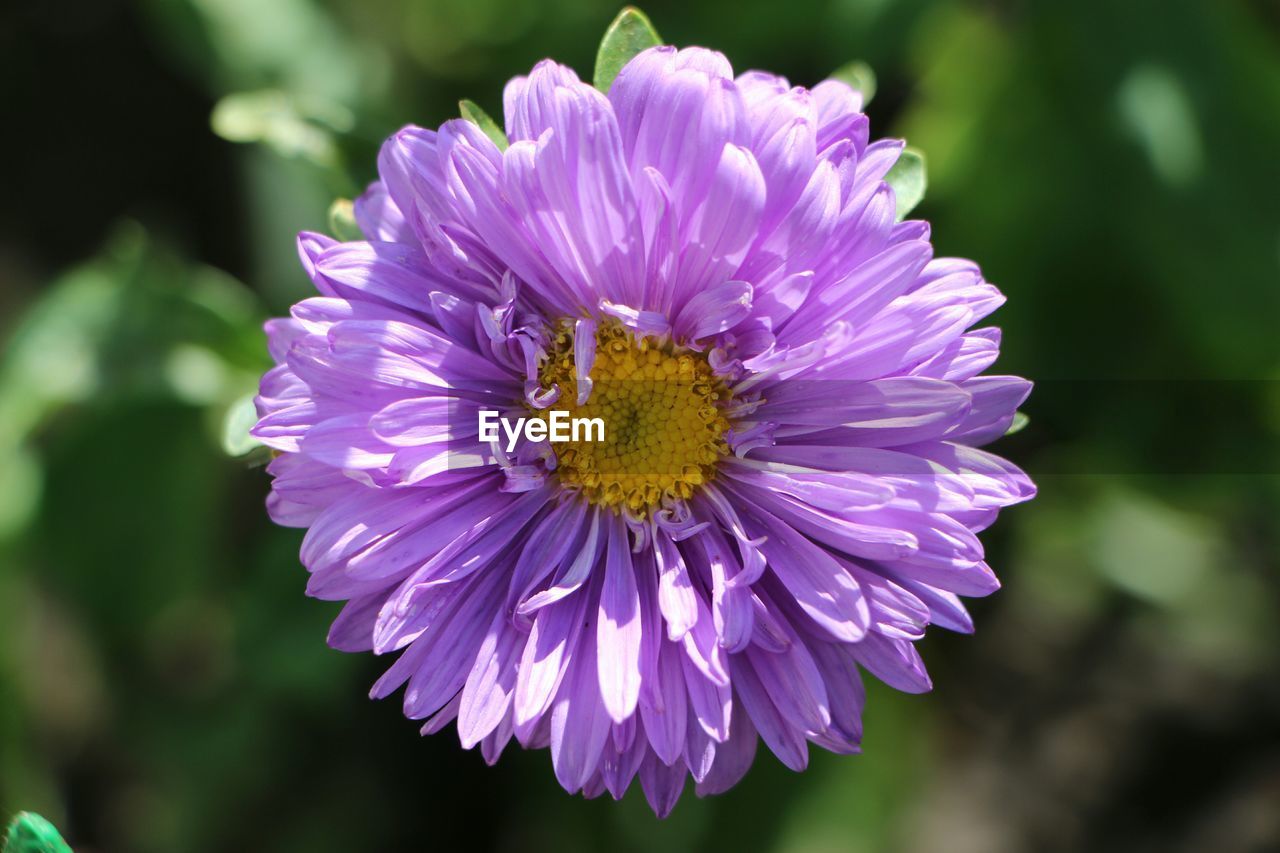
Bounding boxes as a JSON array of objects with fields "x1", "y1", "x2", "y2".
[{"x1": 254, "y1": 43, "x2": 1035, "y2": 815}]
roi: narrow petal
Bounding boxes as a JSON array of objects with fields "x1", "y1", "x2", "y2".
[
  {"x1": 694, "y1": 703, "x2": 757, "y2": 796},
  {"x1": 597, "y1": 516, "x2": 643, "y2": 722},
  {"x1": 729, "y1": 656, "x2": 808, "y2": 771},
  {"x1": 457, "y1": 611, "x2": 522, "y2": 747},
  {"x1": 514, "y1": 588, "x2": 590, "y2": 733},
  {"x1": 639, "y1": 639, "x2": 688, "y2": 765},
  {"x1": 550, "y1": 613, "x2": 613, "y2": 792}
]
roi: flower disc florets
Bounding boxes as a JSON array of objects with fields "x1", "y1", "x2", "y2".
[{"x1": 537, "y1": 320, "x2": 731, "y2": 513}]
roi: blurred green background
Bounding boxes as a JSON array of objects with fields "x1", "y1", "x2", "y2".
[{"x1": 1, "y1": 0, "x2": 1278, "y2": 851}]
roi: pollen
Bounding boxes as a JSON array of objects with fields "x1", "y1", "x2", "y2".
[{"x1": 536, "y1": 321, "x2": 732, "y2": 514}]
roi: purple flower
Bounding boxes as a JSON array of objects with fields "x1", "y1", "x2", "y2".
[{"x1": 254, "y1": 46, "x2": 1035, "y2": 816}]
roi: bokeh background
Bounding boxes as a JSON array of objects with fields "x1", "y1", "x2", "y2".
[{"x1": 2, "y1": 0, "x2": 1278, "y2": 851}]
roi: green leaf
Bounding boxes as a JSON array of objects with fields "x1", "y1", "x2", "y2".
[
  {"x1": 459, "y1": 100, "x2": 509, "y2": 151},
  {"x1": 593, "y1": 7, "x2": 662, "y2": 93},
  {"x1": 830, "y1": 60, "x2": 877, "y2": 106},
  {"x1": 3, "y1": 812, "x2": 73, "y2": 853},
  {"x1": 327, "y1": 198, "x2": 362, "y2": 242},
  {"x1": 0, "y1": 443, "x2": 41, "y2": 542},
  {"x1": 884, "y1": 147, "x2": 926, "y2": 221},
  {"x1": 1005, "y1": 410, "x2": 1030, "y2": 436},
  {"x1": 221, "y1": 392, "x2": 263, "y2": 457},
  {"x1": 210, "y1": 90, "x2": 353, "y2": 170},
  {"x1": 0, "y1": 222, "x2": 269, "y2": 492}
]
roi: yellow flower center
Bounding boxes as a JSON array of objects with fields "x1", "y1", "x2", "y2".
[{"x1": 537, "y1": 321, "x2": 731, "y2": 514}]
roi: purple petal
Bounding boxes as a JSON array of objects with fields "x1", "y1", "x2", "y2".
[
  {"x1": 850, "y1": 631, "x2": 932, "y2": 694},
  {"x1": 681, "y1": 651, "x2": 732, "y2": 742},
  {"x1": 638, "y1": 751, "x2": 687, "y2": 818},
  {"x1": 639, "y1": 639, "x2": 688, "y2": 765},
  {"x1": 946, "y1": 376, "x2": 1034, "y2": 446},
  {"x1": 597, "y1": 517, "x2": 643, "y2": 723},
  {"x1": 737, "y1": 500, "x2": 870, "y2": 642},
  {"x1": 669, "y1": 142, "x2": 766, "y2": 310},
  {"x1": 694, "y1": 701, "x2": 757, "y2": 796},
  {"x1": 326, "y1": 592, "x2": 384, "y2": 652},
  {"x1": 729, "y1": 656, "x2": 808, "y2": 771},
  {"x1": 550, "y1": 613, "x2": 613, "y2": 792},
  {"x1": 513, "y1": 588, "x2": 590, "y2": 734},
  {"x1": 457, "y1": 611, "x2": 522, "y2": 747},
  {"x1": 353, "y1": 180, "x2": 413, "y2": 243},
  {"x1": 655, "y1": 532, "x2": 697, "y2": 639},
  {"x1": 673, "y1": 279, "x2": 754, "y2": 344}
]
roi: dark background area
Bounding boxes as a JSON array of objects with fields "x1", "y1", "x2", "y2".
[{"x1": 1, "y1": 1, "x2": 1278, "y2": 851}]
